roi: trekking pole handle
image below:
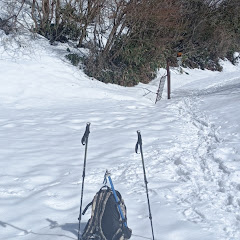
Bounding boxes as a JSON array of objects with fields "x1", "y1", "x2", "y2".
[
  {"x1": 135, "y1": 130, "x2": 142, "y2": 153},
  {"x1": 107, "y1": 175, "x2": 128, "y2": 228},
  {"x1": 81, "y1": 122, "x2": 91, "y2": 145}
]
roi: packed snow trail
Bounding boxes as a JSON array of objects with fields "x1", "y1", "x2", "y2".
[
  {"x1": 162, "y1": 76, "x2": 240, "y2": 239},
  {"x1": 0, "y1": 33, "x2": 240, "y2": 240}
]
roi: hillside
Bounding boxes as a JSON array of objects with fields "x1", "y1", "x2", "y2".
[{"x1": 0, "y1": 31, "x2": 240, "y2": 240}]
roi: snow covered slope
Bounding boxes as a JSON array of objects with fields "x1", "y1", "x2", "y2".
[{"x1": 0, "y1": 32, "x2": 240, "y2": 240}]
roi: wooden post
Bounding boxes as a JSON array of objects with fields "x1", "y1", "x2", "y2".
[{"x1": 167, "y1": 61, "x2": 171, "y2": 99}]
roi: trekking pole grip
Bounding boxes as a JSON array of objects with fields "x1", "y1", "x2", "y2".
[
  {"x1": 81, "y1": 122, "x2": 91, "y2": 145},
  {"x1": 135, "y1": 130, "x2": 142, "y2": 153}
]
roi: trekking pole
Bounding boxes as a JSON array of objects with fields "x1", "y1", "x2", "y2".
[
  {"x1": 135, "y1": 131, "x2": 155, "y2": 240},
  {"x1": 104, "y1": 170, "x2": 128, "y2": 228},
  {"x1": 78, "y1": 123, "x2": 91, "y2": 240}
]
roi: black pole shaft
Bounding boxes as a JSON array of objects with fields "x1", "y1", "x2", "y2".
[
  {"x1": 78, "y1": 123, "x2": 90, "y2": 240},
  {"x1": 136, "y1": 131, "x2": 155, "y2": 240}
]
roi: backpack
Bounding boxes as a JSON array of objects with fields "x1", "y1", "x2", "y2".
[{"x1": 81, "y1": 186, "x2": 132, "y2": 240}]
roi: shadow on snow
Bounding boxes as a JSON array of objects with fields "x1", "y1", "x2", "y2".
[{"x1": 0, "y1": 219, "x2": 87, "y2": 239}]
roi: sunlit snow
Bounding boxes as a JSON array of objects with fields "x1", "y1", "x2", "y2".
[{"x1": 0, "y1": 31, "x2": 240, "y2": 240}]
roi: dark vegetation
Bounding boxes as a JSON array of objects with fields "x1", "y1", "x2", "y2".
[{"x1": 1, "y1": 0, "x2": 240, "y2": 86}]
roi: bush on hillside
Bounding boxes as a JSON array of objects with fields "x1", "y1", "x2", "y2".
[
  {"x1": 2, "y1": 0, "x2": 240, "y2": 86},
  {"x1": 84, "y1": 0, "x2": 183, "y2": 86},
  {"x1": 84, "y1": 0, "x2": 240, "y2": 85}
]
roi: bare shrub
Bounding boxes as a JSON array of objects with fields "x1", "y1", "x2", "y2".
[
  {"x1": 85, "y1": 0, "x2": 184, "y2": 86},
  {"x1": 179, "y1": 0, "x2": 240, "y2": 70},
  {"x1": 0, "y1": 0, "x2": 25, "y2": 35}
]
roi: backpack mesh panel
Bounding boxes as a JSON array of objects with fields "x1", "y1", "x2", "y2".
[{"x1": 102, "y1": 194, "x2": 120, "y2": 239}]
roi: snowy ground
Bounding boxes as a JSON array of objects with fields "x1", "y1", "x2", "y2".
[{"x1": 0, "y1": 31, "x2": 240, "y2": 240}]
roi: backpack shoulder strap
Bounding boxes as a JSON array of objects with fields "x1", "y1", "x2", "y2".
[{"x1": 82, "y1": 201, "x2": 93, "y2": 215}]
